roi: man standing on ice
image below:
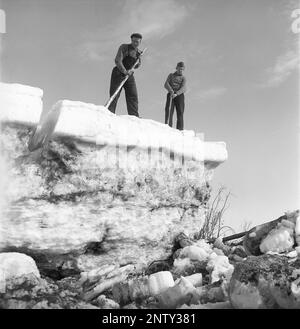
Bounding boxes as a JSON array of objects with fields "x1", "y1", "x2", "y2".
[
  {"x1": 108, "y1": 33, "x2": 143, "y2": 117},
  {"x1": 164, "y1": 62, "x2": 186, "y2": 130}
]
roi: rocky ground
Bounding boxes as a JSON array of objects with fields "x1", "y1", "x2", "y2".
[{"x1": 1, "y1": 217, "x2": 300, "y2": 309}]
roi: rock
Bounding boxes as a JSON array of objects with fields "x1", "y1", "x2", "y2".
[
  {"x1": 231, "y1": 245, "x2": 247, "y2": 259},
  {"x1": 172, "y1": 248, "x2": 182, "y2": 260},
  {"x1": 195, "y1": 281, "x2": 228, "y2": 304},
  {"x1": 112, "y1": 276, "x2": 151, "y2": 306},
  {"x1": 30, "y1": 252, "x2": 81, "y2": 280},
  {"x1": 228, "y1": 254, "x2": 245, "y2": 262},
  {"x1": 0, "y1": 252, "x2": 40, "y2": 293},
  {"x1": 229, "y1": 255, "x2": 300, "y2": 309},
  {"x1": 173, "y1": 232, "x2": 193, "y2": 249},
  {"x1": 145, "y1": 259, "x2": 171, "y2": 275},
  {"x1": 96, "y1": 295, "x2": 120, "y2": 309},
  {"x1": 268, "y1": 267, "x2": 300, "y2": 309},
  {"x1": 0, "y1": 274, "x2": 84, "y2": 309},
  {"x1": 128, "y1": 276, "x2": 150, "y2": 302},
  {"x1": 112, "y1": 282, "x2": 131, "y2": 305}
]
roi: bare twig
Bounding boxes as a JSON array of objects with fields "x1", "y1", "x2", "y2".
[{"x1": 196, "y1": 187, "x2": 232, "y2": 240}]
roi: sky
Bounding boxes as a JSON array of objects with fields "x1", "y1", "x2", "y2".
[{"x1": 0, "y1": 0, "x2": 299, "y2": 231}]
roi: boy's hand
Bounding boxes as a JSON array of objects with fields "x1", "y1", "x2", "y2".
[{"x1": 172, "y1": 93, "x2": 177, "y2": 99}]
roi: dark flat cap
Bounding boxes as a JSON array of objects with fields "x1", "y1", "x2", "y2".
[
  {"x1": 176, "y1": 62, "x2": 185, "y2": 67},
  {"x1": 131, "y1": 33, "x2": 142, "y2": 39}
]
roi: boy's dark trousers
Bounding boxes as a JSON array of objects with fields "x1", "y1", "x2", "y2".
[
  {"x1": 108, "y1": 67, "x2": 139, "y2": 117},
  {"x1": 164, "y1": 93, "x2": 185, "y2": 130}
]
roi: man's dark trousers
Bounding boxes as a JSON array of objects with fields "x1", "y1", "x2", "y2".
[
  {"x1": 108, "y1": 67, "x2": 139, "y2": 117},
  {"x1": 165, "y1": 93, "x2": 185, "y2": 130}
]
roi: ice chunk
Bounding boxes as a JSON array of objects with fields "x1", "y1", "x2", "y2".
[
  {"x1": 180, "y1": 245, "x2": 210, "y2": 262},
  {"x1": 259, "y1": 227, "x2": 294, "y2": 254},
  {"x1": 206, "y1": 253, "x2": 234, "y2": 283}
]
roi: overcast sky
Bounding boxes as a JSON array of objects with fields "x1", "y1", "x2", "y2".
[{"x1": 1, "y1": 0, "x2": 299, "y2": 231}]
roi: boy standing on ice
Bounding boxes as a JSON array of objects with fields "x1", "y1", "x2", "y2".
[{"x1": 164, "y1": 62, "x2": 186, "y2": 130}]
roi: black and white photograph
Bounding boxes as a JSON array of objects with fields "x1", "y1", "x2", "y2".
[{"x1": 0, "y1": 0, "x2": 299, "y2": 316}]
